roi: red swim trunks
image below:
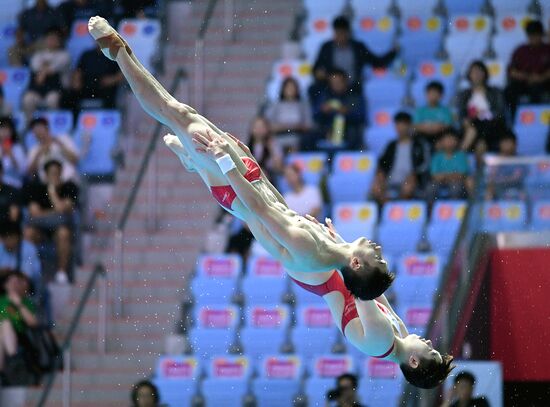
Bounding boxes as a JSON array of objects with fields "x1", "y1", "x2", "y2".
[{"x1": 210, "y1": 157, "x2": 261, "y2": 210}]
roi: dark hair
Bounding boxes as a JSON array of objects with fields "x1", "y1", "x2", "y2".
[
  {"x1": 400, "y1": 353, "x2": 455, "y2": 389},
  {"x1": 333, "y1": 16, "x2": 350, "y2": 31},
  {"x1": 340, "y1": 264, "x2": 395, "y2": 301},
  {"x1": 337, "y1": 373, "x2": 358, "y2": 389},
  {"x1": 0, "y1": 221, "x2": 21, "y2": 238},
  {"x1": 467, "y1": 60, "x2": 489, "y2": 85},
  {"x1": 248, "y1": 116, "x2": 273, "y2": 168},
  {"x1": 426, "y1": 80, "x2": 444, "y2": 94},
  {"x1": 30, "y1": 117, "x2": 49, "y2": 129},
  {"x1": 43, "y1": 158, "x2": 63, "y2": 173},
  {"x1": 46, "y1": 27, "x2": 63, "y2": 37},
  {"x1": 525, "y1": 20, "x2": 544, "y2": 36},
  {"x1": 0, "y1": 116, "x2": 19, "y2": 143},
  {"x1": 500, "y1": 130, "x2": 517, "y2": 144},
  {"x1": 394, "y1": 111, "x2": 412, "y2": 124},
  {"x1": 329, "y1": 68, "x2": 348, "y2": 79},
  {"x1": 454, "y1": 370, "x2": 476, "y2": 386},
  {"x1": 131, "y1": 380, "x2": 159, "y2": 407},
  {"x1": 0, "y1": 84, "x2": 3, "y2": 97},
  {"x1": 279, "y1": 77, "x2": 301, "y2": 101}
]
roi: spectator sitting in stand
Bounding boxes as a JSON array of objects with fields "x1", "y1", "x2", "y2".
[
  {"x1": 282, "y1": 163, "x2": 322, "y2": 219},
  {"x1": 60, "y1": 70, "x2": 84, "y2": 120},
  {"x1": 130, "y1": 380, "x2": 161, "y2": 407},
  {"x1": 27, "y1": 117, "x2": 79, "y2": 183},
  {"x1": 22, "y1": 28, "x2": 70, "y2": 124},
  {"x1": 247, "y1": 116, "x2": 283, "y2": 180},
  {"x1": 0, "y1": 271, "x2": 38, "y2": 378},
  {"x1": 17, "y1": 0, "x2": 62, "y2": 45},
  {"x1": 310, "y1": 15, "x2": 397, "y2": 102},
  {"x1": 485, "y1": 131, "x2": 527, "y2": 201},
  {"x1": 505, "y1": 20, "x2": 550, "y2": 118},
  {"x1": 413, "y1": 81, "x2": 454, "y2": 150},
  {"x1": 8, "y1": 27, "x2": 37, "y2": 67},
  {"x1": 76, "y1": 45, "x2": 124, "y2": 108},
  {"x1": 441, "y1": 371, "x2": 490, "y2": 407},
  {"x1": 326, "y1": 373, "x2": 365, "y2": 407},
  {"x1": 265, "y1": 77, "x2": 312, "y2": 153},
  {"x1": 311, "y1": 69, "x2": 366, "y2": 150},
  {"x1": 0, "y1": 117, "x2": 27, "y2": 188},
  {"x1": 371, "y1": 112, "x2": 429, "y2": 205},
  {"x1": 0, "y1": 86, "x2": 13, "y2": 117},
  {"x1": 0, "y1": 222, "x2": 41, "y2": 290},
  {"x1": 458, "y1": 61, "x2": 507, "y2": 158},
  {"x1": 427, "y1": 129, "x2": 472, "y2": 202},
  {"x1": 0, "y1": 163, "x2": 21, "y2": 225},
  {"x1": 57, "y1": 0, "x2": 113, "y2": 34},
  {"x1": 24, "y1": 159, "x2": 78, "y2": 284}
]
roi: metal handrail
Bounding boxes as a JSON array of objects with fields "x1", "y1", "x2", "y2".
[{"x1": 36, "y1": 264, "x2": 106, "y2": 407}]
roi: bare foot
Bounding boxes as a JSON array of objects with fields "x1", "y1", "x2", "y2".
[
  {"x1": 88, "y1": 16, "x2": 126, "y2": 60},
  {"x1": 164, "y1": 134, "x2": 196, "y2": 173}
]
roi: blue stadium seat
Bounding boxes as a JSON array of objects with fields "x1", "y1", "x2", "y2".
[
  {"x1": 492, "y1": 34, "x2": 524, "y2": 65},
  {"x1": 328, "y1": 152, "x2": 376, "y2": 203},
  {"x1": 292, "y1": 327, "x2": 338, "y2": 361},
  {"x1": 514, "y1": 105, "x2": 550, "y2": 155},
  {"x1": 302, "y1": 16, "x2": 333, "y2": 63},
  {"x1": 393, "y1": 253, "x2": 441, "y2": 306},
  {"x1": 0, "y1": 23, "x2": 16, "y2": 67},
  {"x1": 25, "y1": 110, "x2": 74, "y2": 150},
  {"x1": 0, "y1": 2, "x2": 23, "y2": 25},
  {"x1": 332, "y1": 202, "x2": 378, "y2": 242},
  {"x1": 67, "y1": 20, "x2": 96, "y2": 67},
  {"x1": 491, "y1": 0, "x2": 532, "y2": 16},
  {"x1": 531, "y1": 201, "x2": 550, "y2": 230},
  {"x1": 378, "y1": 201, "x2": 427, "y2": 257},
  {"x1": 364, "y1": 126, "x2": 395, "y2": 158},
  {"x1": 253, "y1": 355, "x2": 303, "y2": 407},
  {"x1": 484, "y1": 59, "x2": 506, "y2": 88},
  {"x1": 241, "y1": 275, "x2": 287, "y2": 305},
  {"x1": 364, "y1": 77, "x2": 407, "y2": 107},
  {"x1": 525, "y1": 158, "x2": 550, "y2": 200},
  {"x1": 74, "y1": 110, "x2": 121, "y2": 177},
  {"x1": 411, "y1": 60, "x2": 457, "y2": 106},
  {"x1": 304, "y1": 0, "x2": 345, "y2": 17},
  {"x1": 399, "y1": 16, "x2": 443, "y2": 66},
  {"x1": 397, "y1": 304, "x2": 432, "y2": 336},
  {"x1": 239, "y1": 305, "x2": 290, "y2": 358},
  {"x1": 396, "y1": 0, "x2": 439, "y2": 16},
  {"x1": 202, "y1": 356, "x2": 251, "y2": 406},
  {"x1": 194, "y1": 305, "x2": 240, "y2": 329},
  {"x1": 306, "y1": 355, "x2": 356, "y2": 406},
  {"x1": 118, "y1": 19, "x2": 161, "y2": 72},
  {"x1": 353, "y1": 15, "x2": 396, "y2": 55},
  {"x1": 191, "y1": 254, "x2": 241, "y2": 304},
  {"x1": 153, "y1": 356, "x2": 200, "y2": 406},
  {"x1": 358, "y1": 359, "x2": 403, "y2": 407},
  {"x1": 296, "y1": 304, "x2": 334, "y2": 329},
  {"x1": 266, "y1": 59, "x2": 312, "y2": 101},
  {"x1": 188, "y1": 327, "x2": 236, "y2": 359},
  {"x1": 350, "y1": 0, "x2": 392, "y2": 16},
  {"x1": 426, "y1": 200, "x2": 466, "y2": 257},
  {"x1": 444, "y1": 0, "x2": 485, "y2": 14},
  {"x1": 445, "y1": 16, "x2": 491, "y2": 67},
  {"x1": 0, "y1": 68, "x2": 30, "y2": 109},
  {"x1": 482, "y1": 201, "x2": 527, "y2": 232}
]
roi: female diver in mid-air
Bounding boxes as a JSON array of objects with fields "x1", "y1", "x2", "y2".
[{"x1": 88, "y1": 17, "x2": 454, "y2": 388}]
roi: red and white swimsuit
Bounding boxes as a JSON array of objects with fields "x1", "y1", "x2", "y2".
[
  {"x1": 210, "y1": 157, "x2": 261, "y2": 210},
  {"x1": 291, "y1": 271, "x2": 397, "y2": 359}
]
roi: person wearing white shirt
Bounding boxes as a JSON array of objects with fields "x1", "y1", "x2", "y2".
[{"x1": 282, "y1": 162, "x2": 322, "y2": 219}]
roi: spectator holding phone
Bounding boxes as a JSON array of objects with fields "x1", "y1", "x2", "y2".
[{"x1": 0, "y1": 117, "x2": 27, "y2": 188}]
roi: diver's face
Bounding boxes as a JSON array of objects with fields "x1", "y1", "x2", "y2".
[
  {"x1": 406, "y1": 334, "x2": 443, "y2": 365},
  {"x1": 352, "y1": 239, "x2": 388, "y2": 270}
]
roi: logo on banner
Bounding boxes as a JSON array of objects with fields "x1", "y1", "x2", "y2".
[
  {"x1": 265, "y1": 357, "x2": 300, "y2": 379},
  {"x1": 403, "y1": 256, "x2": 438, "y2": 275},
  {"x1": 81, "y1": 114, "x2": 98, "y2": 129},
  {"x1": 338, "y1": 207, "x2": 353, "y2": 221},
  {"x1": 339, "y1": 157, "x2": 354, "y2": 171},
  {"x1": 102, "y1": 115, "x2": 117, "y2": 127},
  {"x1": 374, "y1": 111, "x2": 391, "y2": 126},
  {"x1": 367, "y1": 359, "x2": 397, "y2": 378},
  {"x1": 199, "y1": 307, "x2": 235, "y2": 328},
  {"x1": 122, "y1": 23, "x2": 137, "y2": 36},
  {"x1": 388, "y1": 206, "x2": 404, "y2": 221},
  {"x1": 487, "y1": 205, "x2": 503, "y2": 219},
  {"x1": 202, "y1": 256, "x2": 237, "y2": 277},
  {"x1": 252, "y1": 257, "x2": 284, "y2": 276},
  {"x1": 144, "y1": 24, "x2": 156, "y2": 35},
  {"x1": 538, "y1": 205, "x2": 550, "y2": 220},
  {"x1": 303, "y1": 307, "x2": 332, "y2": 327},
  {"x1": 252, "y1": 307, "x2": 285, "y2": 328},
  {"x1": 278, "y1": 64, "x2": 292, "y2": 76},
  {"x1": 75, "y1": 22, "x2": 88, "y2": 36},
  {"x1": 406, "y1": 308, "x2": 431, "y2": 327},
  {"x1": 12, "y1": 70, "x2": 26, "y2": 82},
  {"x1": 159, "y1": 358, "x2": 197, "y2": 379},
  {"x1": 212, "y1": 357, "x2": 248, "y2": 378},
  {"x1": 360, "y1": 17, "x2": 375, "y2": 31},
  {"x1": 315, "y1": 357, "x2": 352, "y2": 377},
  {"x1": 455, "y1": 17, "x2": 469, "y2": 31},
  {"x1": 54, "y1": 115, "x2": 68, "y2": 127},
  {"x1": 501, "y1": 17, "x2": 516, "y2": 31},
  {"x1": 407, "y1": 16, "x2": 422, "y2": 31},
  {"x1": 0, "y1": 71, "x2": 6, "y2": 84},
  {"x1": 313, "y1": 19, "x2": 328, "y2": 32}
]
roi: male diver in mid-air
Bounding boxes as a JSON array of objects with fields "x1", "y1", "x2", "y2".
[{"x1": 88, "y1": 17, "x2": 454, "y2": 388}]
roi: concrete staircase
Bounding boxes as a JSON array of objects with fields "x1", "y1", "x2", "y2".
[{"x1": 23, "y1": 1, "x2": 297, "y2": 405}]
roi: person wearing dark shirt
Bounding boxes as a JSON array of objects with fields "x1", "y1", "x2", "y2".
[
  {"x1": 57, "y1": 0, "x2": 112, "y2": 32},
  {"x1": 76, "y1": 45, "x2": 124, "y2": 107},
  {"x1": 310, "y1": 16, "x2": 397, "y2": 102},
  {"x1": 17, "y1": 0, "x2": 62, "y2": 44},
  {"x1": 505, "y1": 20, "x2": 550, "y2": 118},
  {"x1": 371, "y1": 112, "x2": 429, "y2": 205},
  {"x1": 24, "y1": 159, "x2": 78, "y2": 284},
  {"x1": 312, "y1": 69, "x2": 366, "y2": 150},
  {"x1": 326, "y1": 373, "x2": 365, "y2": 407},
  {"x1": 441, "y1": 371, "x2": 490, "y2": 407},
  {"x1": 0, "y1": 162, "x2": 20, "y2": 225},
  {"x1": 116, "y1": 0, "x2": 159, "y2": 21}
]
